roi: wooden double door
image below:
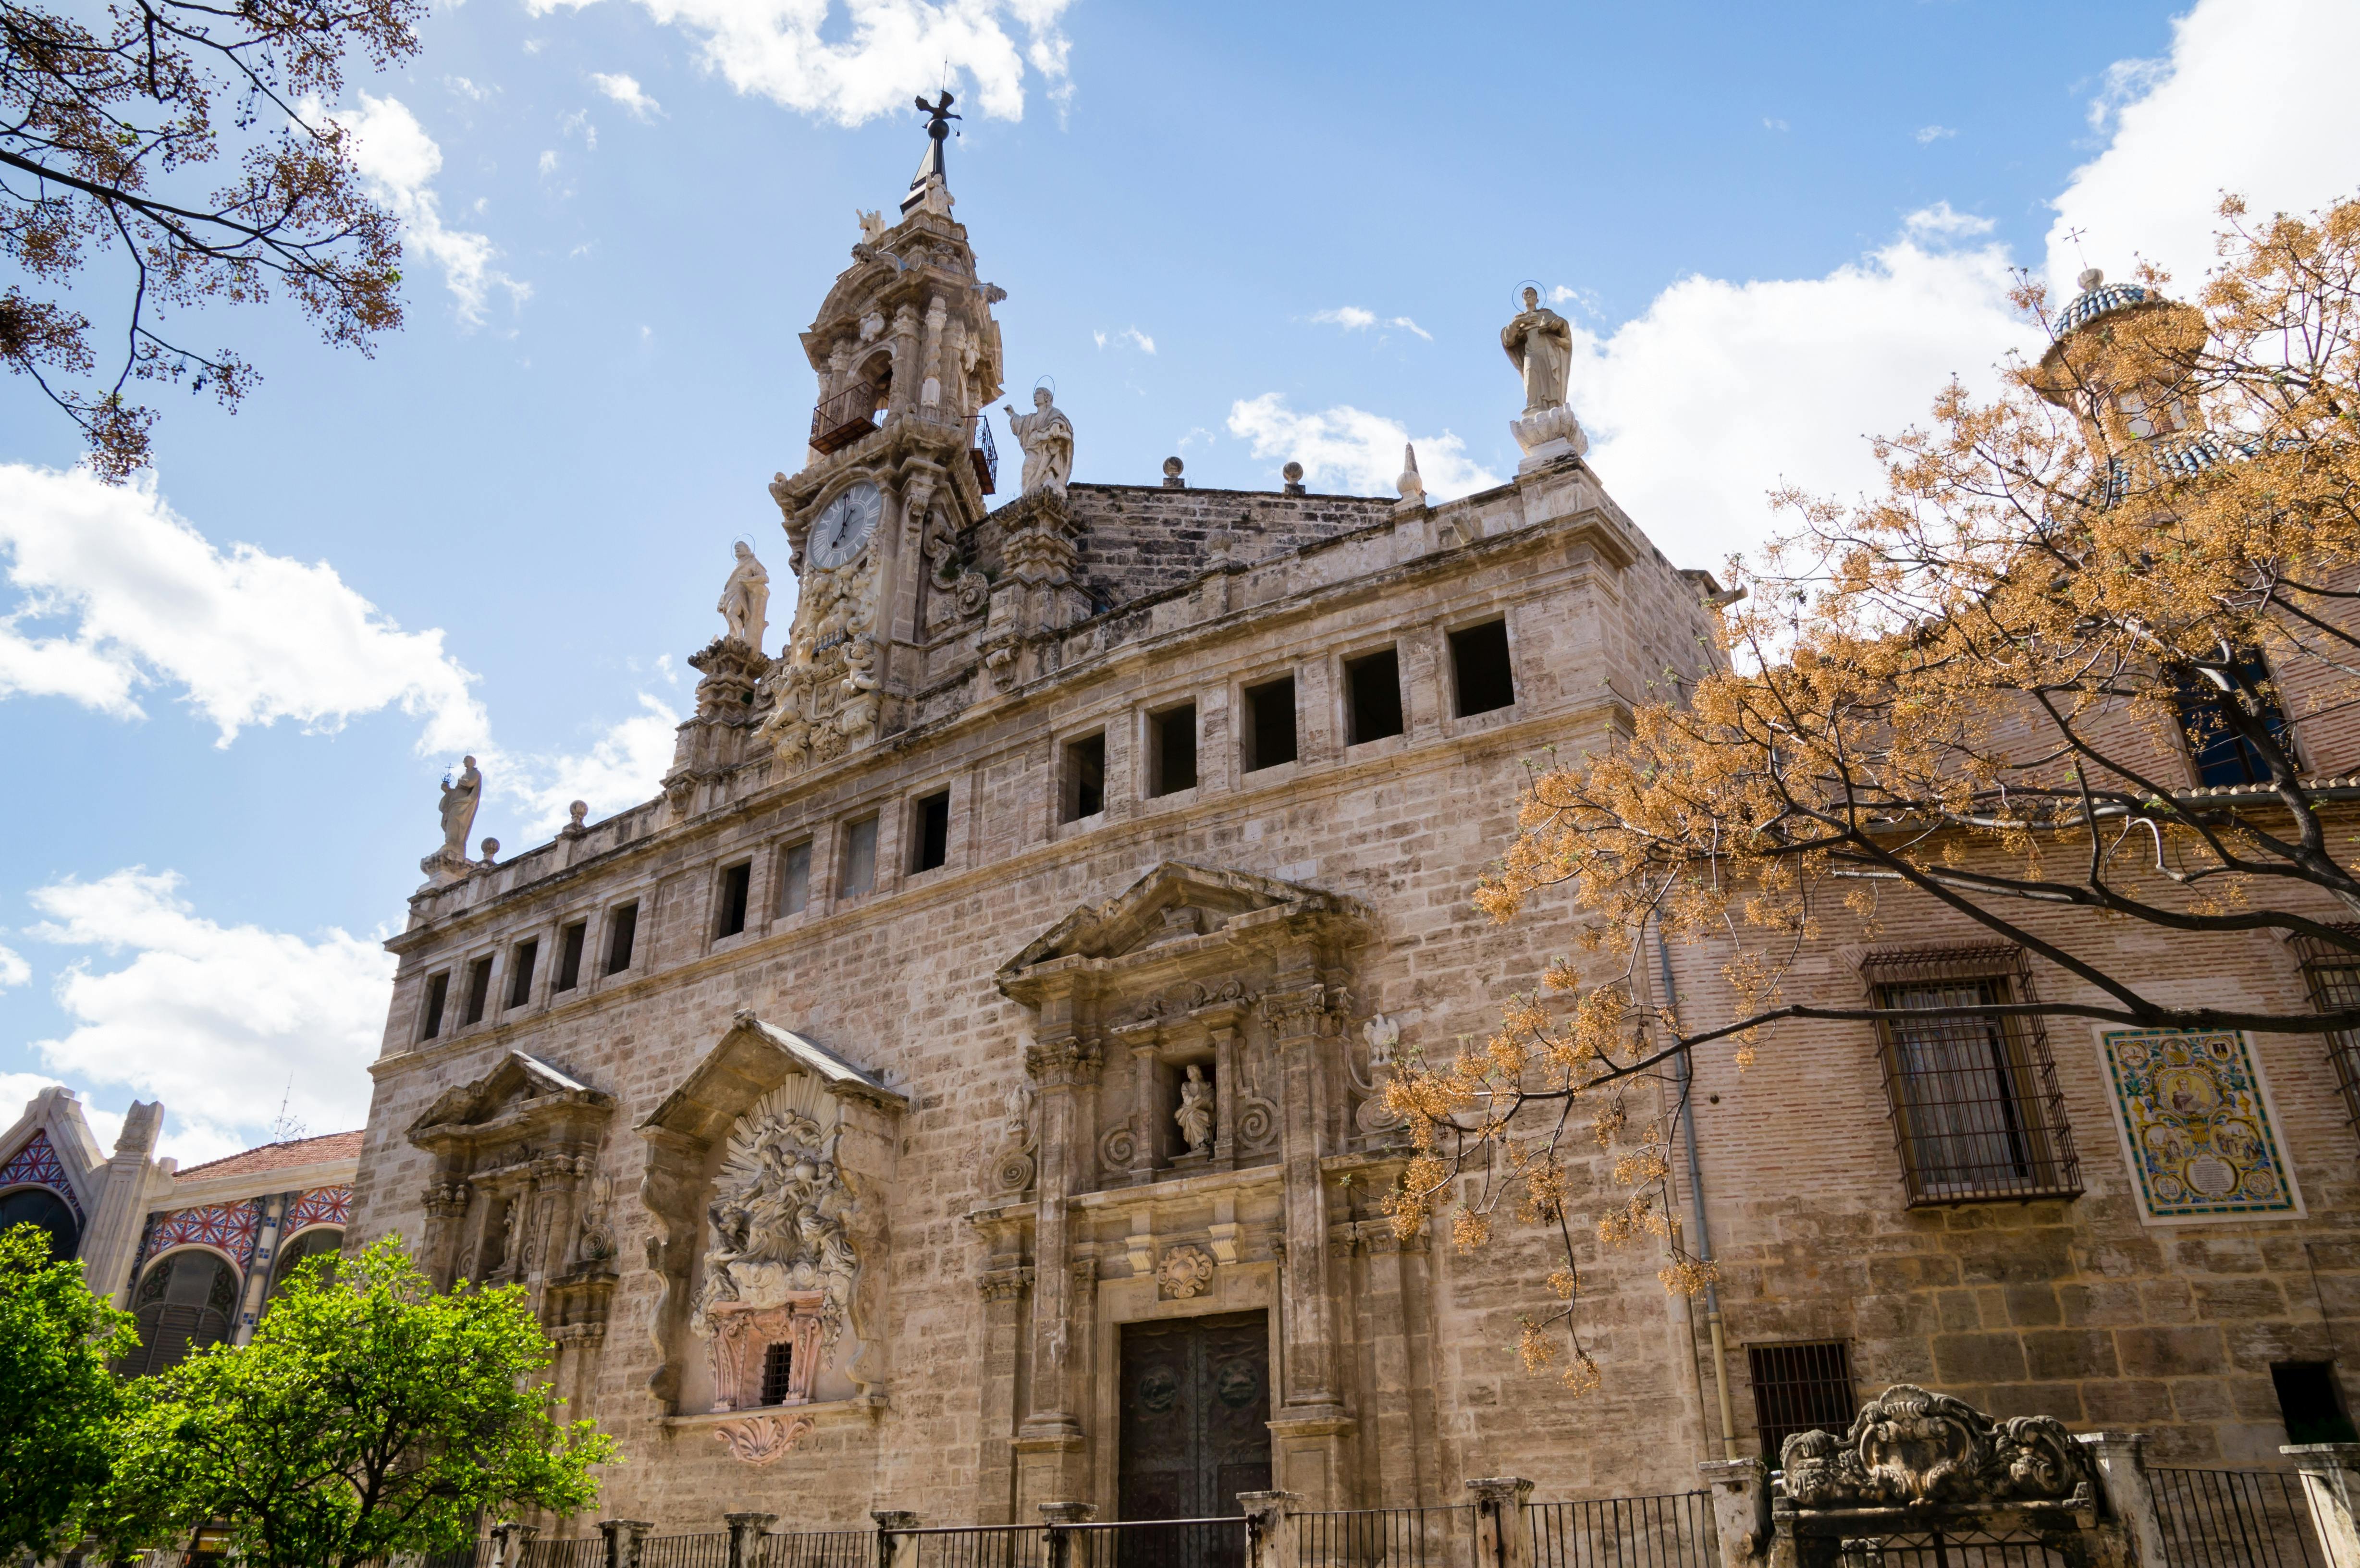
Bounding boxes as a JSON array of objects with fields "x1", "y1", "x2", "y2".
[{"x1": 1117, "y1": 1310, "x2": 1273, "y2": 1521}]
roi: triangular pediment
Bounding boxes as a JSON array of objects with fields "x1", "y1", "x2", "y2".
[
  {"x1": 407, "y1": 1051, "x2": 613, "y2": 1151},
  {"x1": 997, "y1": 862, "x2": 1364, "y2": 987},
  {"x1": 638, "y1": 1011, "x2": 905, "y2": 1148}
]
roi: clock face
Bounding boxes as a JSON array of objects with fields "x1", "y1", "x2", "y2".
[{"x1": 807, "y1": 481, "x2": 884, "y2": 571}]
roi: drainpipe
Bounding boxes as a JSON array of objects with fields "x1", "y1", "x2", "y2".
[{"x1": 1658, "y1": 924, "x2": 1740, "y2": 1461}]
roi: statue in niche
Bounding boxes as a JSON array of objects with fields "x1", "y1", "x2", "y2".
[
  {"x1": 1175, "y1": 1064, "x2": 1215, "y2": 1156},
  {"x1": 693, "y1": 1092, "x2": 861, "y2": 1352},
  {"x1": 1501, "y1": 286, "x2": 1573, "y2": 414},
  {"x1": 1004, "y1": 386, "x2": 1074, "y2": 497},
  {"x1": 718, "y1": 542, "x2": 771, "y2": 651},
  {"x1": 436, "y1": 757, "x2": 481, "y2": 864}
]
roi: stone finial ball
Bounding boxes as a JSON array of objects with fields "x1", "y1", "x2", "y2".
[
  {"x1": 2078, "y1": 268, "x2": 2104, "y2": 291},
  {"x1": 480, "y1": 837, "x2": 500, "y2": 859},
  {"x1": 569, "y1": 800, "x2": 589, "y2": 824},
  {"x1": 1282, "y1": 462, "x2": 1304, "y2": 483},
  {"x1": 1163, "y1": 456, "x2": 1184, "y2": 478}
]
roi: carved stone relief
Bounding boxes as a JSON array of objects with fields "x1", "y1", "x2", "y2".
[
  {"x1": 1780, "y1": 1384, "x2": 2090, "y2": 1508},
  {"x1": 713, "y1": 1414, "x2": 817, "y2": 1467},
  {"x1": 691, "y1": 1083, "x2": 862, "y2": 1355},
  {"x1": 759, "y1": 551, "x2": 880, "y2": 773},
  {"x1": 1156, "y1": 1244, "x2": 1216, "y2": 1299},
  {"x1": 983, "y1": 1082, "x2": 1037, "y2": 1198}
]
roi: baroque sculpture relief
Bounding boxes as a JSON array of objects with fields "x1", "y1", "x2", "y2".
[
  {"x1": 1005, "y1": 387, "x2": 1074, "y2": 497},
  {"x1": 1155, "y1": 1244, "x2": 1215, "y2": 1300},
  {"x1": 692, "y1": 1087, "x2": 862, "y2": 1348},
  {"x1": 760, "y1": 549, "x2": 880, "y2": 771},
  {"x1": 1779, "y1": 1384, "x2": 2089, "y2": 1509}
]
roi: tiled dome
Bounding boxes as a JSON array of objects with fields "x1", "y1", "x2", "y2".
[{"x1": 2056, "y1": 267, "x2": 2151, "y2": 334}]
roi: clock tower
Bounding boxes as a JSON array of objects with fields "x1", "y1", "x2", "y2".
[{"x1": 761, "y1": 96, "x2": 1007, "y2": 772}]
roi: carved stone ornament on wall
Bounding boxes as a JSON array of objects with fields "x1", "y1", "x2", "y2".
[
  {"x1": 692, "y1": 1085, "x2": 861, "y2": 1353},
  {"x1": 1780, "y1": 1384, "x2": 2090, "y2": 1509},
  {"x1": 983, "y1": 1081, "x2": 1037, "y2": 1198},
  {"x1": 759, "y1": 550, "x2": 880, "y2": 773},
  {"x1": 1156, "y1": 1244, "x2": 1216, "y2": 1299},
  {"x1": 713, "y1": 1413, "x2": 817, "y2": 1466}
]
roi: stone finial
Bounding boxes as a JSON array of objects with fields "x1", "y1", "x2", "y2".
[
  {"x1": 1162, "y1": 455, "x2": 1186, "y2": 489},
  {"x1": 1396, "y1": 444, "x2": 1426, "y2": 511},
  {"x1": 478, "y1": 837, "x2": 500, "y2": 868},
  {"x1": 563, "y1": 800, "x2": 589, "y2": 837},
  {"x1": 2079, "y1": 267, "x2": 2104, "y2": 292},
  {"x1": 1282, "y1": 461, "x2": 1305, "y2": 496}
]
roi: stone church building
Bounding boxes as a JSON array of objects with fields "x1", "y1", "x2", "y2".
[{"x1": 342, "y1": 124, "x2": 2360, "y2": 1535}]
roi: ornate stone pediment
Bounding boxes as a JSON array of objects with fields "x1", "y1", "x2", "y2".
[
  {"x1": 408, "y1": 1052, "x2": 614, "y2": 1155},
  {"x1": 638, "y1": 1013, "x2": 905, "y2": 1414},
  {"x1": 996, "y1": 863, "x2": 1367, "y2": 1002}
]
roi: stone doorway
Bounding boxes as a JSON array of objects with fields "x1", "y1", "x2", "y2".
[{"x1": 1117, "y1": 1309, "x2": 1272, "y2": 1527}]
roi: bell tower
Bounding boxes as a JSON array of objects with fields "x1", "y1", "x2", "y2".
[{"x1": 762, "y1": 94, "x2": 1006, "y2": 772}]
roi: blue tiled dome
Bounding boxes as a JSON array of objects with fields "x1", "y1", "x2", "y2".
[{"x1": 2056, "y1": 268, "x2": 2150, "y2": 334}]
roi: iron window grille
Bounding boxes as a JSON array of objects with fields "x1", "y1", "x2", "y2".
[
  {"x1": 761, "y1": 1340, "x2": 796, "y2": 1407},
  {"x1": 1746, "y1": 1341, "x2": 1858, "y2": 1466},
  {"x1": 1865, "y1": 944, "x2": 2081, "y2": 1205},
  {"x1": 2293, "y1": 931, "x2": 2360, "y2": 1140}
]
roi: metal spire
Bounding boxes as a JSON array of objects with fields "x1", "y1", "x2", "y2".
[{"x1": 901, "y1": 90, "x2": 959, "y2": 215}]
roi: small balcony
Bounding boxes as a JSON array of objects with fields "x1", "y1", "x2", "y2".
[
  {"x1": 970, "y1": 415, "x2": 997, "y2": 495},
  {"x1": 810, "y1": 381, "x2": 879, "y2": 455}
]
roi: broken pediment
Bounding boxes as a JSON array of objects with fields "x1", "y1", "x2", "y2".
[
  {"x1": 406, "y1": 1051, "x2": 614, "y2": 1159},
  {"x1": 639, "y1": 1011, "x2": 906, "y2": 1148},
  {"x1": 995, "y1": 862, "x2": 1367, "y2": 1004}
]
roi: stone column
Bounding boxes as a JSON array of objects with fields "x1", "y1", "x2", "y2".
[
  {"x1": 1263, "y1": 978, "x2": 1352, "y2": 1507},
  {"x1": 490, "y1": 1523, "x2": 540, "y2": 1568},
  {"x1": 1697, "y1": 1459, "x2": 1770, "y2": 1568},
  {"x1": 1015, "y1": 1015, "x2": 1100, "y2": 1512},
  {"x1": 1127, "y1": 1032, "x2": 1159, "y2": 1185},
  {"x1": 2286, "y1": 1445, "x2": 2360, "y2": 1568},
  {"x1": 920, "y1": 296, "x2": 947, "y2": 409},
  {"x1": 1239, "y1": 1492, "x2": 1302, "y2": 1568},
  {"x1": 872, "y1": 1511, "x2": 922, "y2": 1568},
  {"x1": 975, "y1": 1267, "x2": 1031, "y2": 1524},
  {"x1": 2076, "y1": 1433, "x2": 2164, "y2": 1568},
  {"x1": 231, "y1": 1192, "x2": 290, "y2": 1345},
  {"x1": 1041, "y1": 1502, "x2": 1095, "y2": 1568},
  {"x1": 726, "y1": 1514, "x2": 777, "y2": 1568},
  {"x1": 598, "y1": 1519, "x2": 652, "y2": 1568},
  {"x1": 1468, "y1": 1479, "x2": 1534, "y2": 1568},
  {"x1": 1211, "y1": 1023, "x2": 1240, "y2": 1171}
]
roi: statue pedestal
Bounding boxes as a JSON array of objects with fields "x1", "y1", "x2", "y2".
[
  {"x1": 417, "y1": 849, "x2": 473, "y2": 890},
  {"x1": 1511, "y1": 404, "x2": 1589, "y2": 472}
]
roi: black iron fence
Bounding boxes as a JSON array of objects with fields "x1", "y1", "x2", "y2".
[
  {"x1": 1818, "y1": 1525, "x2": 2074, "y2": 1568},
  {"x1": 903, "y1": 1524, "x2": 1045, "y2": 1568},
  {"x1": 1296, "y1": 1505, "x2": 1475, "y2": 1568},
  {"x1": 1527, "y1": 1493, "x2": 1715, "y2": 1568},
  {"x1": 762, "y1": 1531, "x2": 875, "y2": 1568},
  {"x1": 2151, "y1": 1466, "x2": 2326, "y2": 1568}
]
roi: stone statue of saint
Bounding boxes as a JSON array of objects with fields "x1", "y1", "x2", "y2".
[
  {"x1": 718, "y1": 542, "x2": 770, "y2": 651},
  {"x1": 1004, "y1": 387, "x2": 1075, "y2": 497},
  {"x1": 1501, "y1": 286, "x2": 1574, "y2": 414},
  {"x1": 438, "y1": 756, "x2": 481, "y2": 863},
  {"x1": 1175, "y1": 1064, "x2": 1215, "y2": 1156}
]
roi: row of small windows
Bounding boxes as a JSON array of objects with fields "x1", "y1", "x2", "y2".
[{"x1": 413, "y1": 621, "x2": 1517, "y2": 1041}]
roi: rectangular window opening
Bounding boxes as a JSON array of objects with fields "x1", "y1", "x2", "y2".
[
  {"x1": 604, "y1": 903, "x2": 639, "y2": 976},
  {"x1": 777, "y1": 841, "x2": 812, "y2": 916},
  {"x1": 2172, "y1": 649, "x2": 2293, "y2": 788},
  {"x1": 1345, "y1": 648, "x2": 1405, "y2": 744},
  {"x1": 1243, "y1": 676, "x2": 1298, "y2": 773},
  {"x1": 1449, "y1": 619, "x2": 1516, "y2": 717},
  {"x1": 911, "y1": 790, "x2": 951, "y2": 873},
  {"x1": 1869, "y1": 952, "x2": 2081, "y2": 1204},
  {"x1": 554, "y1": 922, "x2": 587, "y2": 993},
  {"x1": 419, "y1": 971, "x2": 450, "y2": 1041},
  {"x1": 1063, "y1": 733, "x2": 1106, "y2": 822},
  {"x1": 1149, "y1": 703, "x2": 1198, "y2": 797},
  {"x1": 761, "y1": 1340, "x2": 796, "y2": 1407},
  {"x1": 505, "y1": 939, "x2": 539, "y2": 1009},
  {"x1": 462, "y1": 956, "x2": 494, "y2": 1027},
  {"x1": 1747, "y1": 1342, "x2": 1858, "y2": 1465},
  {"x1": 716, "y1": 861, "x2": 752, "y2": 939},
  {"x1": 2273, "y1": 1361, "x2": 2359, "y2": 1446},
  {"x1": 840, "y1": 817, "x2": 878, "y2": 898}
]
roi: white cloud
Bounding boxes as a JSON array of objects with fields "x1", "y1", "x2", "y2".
[
  {"x1": 1310, "y1": 306, "x2": 1430, "y2": 341},
  {"x1": 489, "y1": 691, "x2": 684, "y2": 837},
  {"x1": 591, "y1": 71, "x2": 663, "y2": 119},
  {"x1": 0, "y1": 464, "x2": 489, "y2": 750},
  {"x1": 1915, "y1": 124, "x2": 1956, "y2": 145},
  {"x1": 1093, "y1": 326, "x2": 1155, "y2": 354},
  {"x1": 524, "y1": 0, "x2": 1073, "y2": 127},
  {"x1": 445, "y1": 74, "x2": 495, "y2": 101},
  {"x1": 2046, "y1": 0, "x2": 2360, "y2": 297},
  {"x1": 333, "y1": 94, "x2": 530, "y2": 325},
  {"x1": 561, "y1": 108, "x2": 598, "y2": 149},
  {"x1": 0, "y1": 946, "x2": 28, "y2": 988},
  {"x1": 1227, "y1": 394, "x2": 1500, "y2": 501},
  {"x1": 539, "y1": 148, "x2": 560, "y2": 175},
  {"x1": 1904, "y1": 201, "x2": 1995, "y2": 241},
  {"x1": 26, "y1": 870, "x2": 390, "y2": 1158},
  {"x1": 1763, "y1": 117, "x2": 1788, "y2": 132}
]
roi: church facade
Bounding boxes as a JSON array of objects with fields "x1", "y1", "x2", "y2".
[{"x1": 343, "y1": 130, "x2": 2360, "y2": 1537}]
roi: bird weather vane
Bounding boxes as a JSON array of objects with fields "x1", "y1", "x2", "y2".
[{"x1": 916, "y1": 90, "x2": 959, "y2": 138}]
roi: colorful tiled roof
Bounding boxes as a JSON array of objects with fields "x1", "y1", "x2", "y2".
[
  {"x1": 173, "y1": 1129, "x2": 363, "y2": 1180},
  {"x1": 2056, "y1": 269, "x2": 2152, "y2": 335}
]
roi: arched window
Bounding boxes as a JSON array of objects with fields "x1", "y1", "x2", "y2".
[
  {"x1": 124, "y1": 1250, "x2": 241, "y2": 1376},
  {"x1": 0, "y1": 1186, "x2": 81, "y2": 1259},
  {"x1": 267, "y1": 1226, "x2": 344, "y2": 1303}
]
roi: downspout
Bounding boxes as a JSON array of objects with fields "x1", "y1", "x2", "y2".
[{"x1": 1659, "y1": 924, "x2": 1740, "y2": 1460}]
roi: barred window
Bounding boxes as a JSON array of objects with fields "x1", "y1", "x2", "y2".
[
  {"x1": 2296, "y1": 937, "x2": 2360, "y2": 1138},
  {"x1": 1867, "y1": 946, "x2": 2080, "y2": 1204},
  {"x1": 1748, "y1": 1341, "x2": 1857, "y2": 1466}
]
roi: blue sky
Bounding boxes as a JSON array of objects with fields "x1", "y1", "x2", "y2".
[{"x1": 3, "y1": 0, "x2": 2357, "y2": 1162}]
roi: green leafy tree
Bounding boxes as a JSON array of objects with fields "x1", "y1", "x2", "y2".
[
  {"x1": 0, "y1": 1221, "x2": 138, "y2": 1559},
  {"x1": 99, "y1": 1235, "x2": 618, "y2": 1568}
]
